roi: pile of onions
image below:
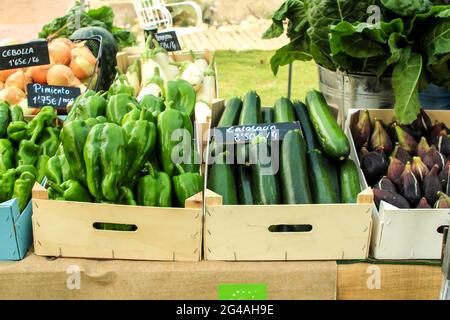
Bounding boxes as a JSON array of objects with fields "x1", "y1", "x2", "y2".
[{"x1": 47, "y1": 64, "x2": 75, "y2": 87}]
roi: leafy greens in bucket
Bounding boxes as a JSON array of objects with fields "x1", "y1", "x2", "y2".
[
  {"x1": 264, "y1": 0, "x2": 450, "y2": 124},
  {"x1": 39, "y1": 1, "x2": 136, "y2": 50}
]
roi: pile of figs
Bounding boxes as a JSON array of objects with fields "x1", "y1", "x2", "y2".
[{"x1": 351, "y1": 109, "x2": 450, "y2": 209}]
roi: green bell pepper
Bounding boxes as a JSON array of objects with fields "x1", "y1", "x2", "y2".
[
  {"x1": 47, "y1": 180, "x2": 93, "y2": 203},
  {"x1": 36, "y1": 153, "x2": 50, "y2": 184},
  {"x1": 9, "y1": 105, "x2": 24, "y2": 122},
  {"x1": 77, "y1": 93, "x2": 107, "y2": 120},
  {"x1": 157, "y1": 104, "x2": 194, "y2": 177},
  {"x1": 66, "y1": 90, "x2": 96, "y2": 122},
  {"x1": 0, "y1": 139, "x2": 14, "y2": 172},
  {"x1": 109, "y1": 72, "x2": 135, "y2": 97},
  {"x1": 137, "y1": 163, "x2": 172, "y2": 207},
  {"x1": 0, "y1": 169, "x2": 16, "y2": 202},
  {"x1": 140, "y1": 94, "x2": 165, "y2": 117},
  {"x1": 27, "y1": 106, "x2": 57, "y2": 140},
  {"x1": 122, "y1": 108, "x2": 156, "y2": 183},
  {"x1": 117, "y1": 186, "x2": 137, "y2": 206},
  {"x1": 172, "y1": 164, "x2": 203, "y2": 207},
  {"x1": 166, "y1": 79, "x2": 196, "y2": 117},
  {"x1": 121, "y1": 108, "x2": 155, "y2": 125},
  {"x1": 17, "y1": 130, "x2": 41, "y2": 166},
  {"x1": 45, "y1": 154, "x2": 71, "y2": 185},
  {"x1": 12, "y1": 171, "x2": 35, "y2": 211},
  {"x1": 106, "y1": 94, "x2": 138, "y2": 125},
  {"x1": 7, "y1": 121, "x2": 28, "y2": 144},
  {"x1": 15, "y1": 164, "x2": 37, "y2": 179},
  {"x1": 39, "y1": 127, "x2": 60, "y2": 157},
  {"x1": 84, "y1": 123, "x2": 128, "y2": 201},
  {"x1": 0, "y1": 102, "x2": 10, "y2": 138},
  {"x1": 60, "y1": 119, "x2": 98, "y2": 187}
]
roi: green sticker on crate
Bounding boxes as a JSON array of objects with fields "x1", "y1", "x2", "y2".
[{"x1": 218, "y1": 284, "x2": 267, "y2": 300}]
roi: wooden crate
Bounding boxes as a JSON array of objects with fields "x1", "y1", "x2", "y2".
[
  {"x1": 203, "y1": 103, "x2": 373, "y2": 261},
  {"x1": 346, "y1": 109, "x2": 450, "y2": 260},
  {"x1": 32, "y1": 184, "x2": 203, "y2": 261},
  {"x1": 0, "y1": 199, "x2": 33, "y2": 261}
]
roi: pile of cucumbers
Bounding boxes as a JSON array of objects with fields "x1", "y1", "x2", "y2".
[{"x1": 207, "y1": 90, "x2": 361, "y2": 205}]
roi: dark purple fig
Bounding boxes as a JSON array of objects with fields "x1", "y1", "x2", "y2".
[
  {"x1": 400, "y1": 162, "x2": 421, "y2": 205},
  {"x1": 391, "y1": 143, "x2": 412, "y2": 164},
  {"x1": 360, "y1": 148, "x2": 389, "y2": 186},
  {"x1": 422, "y1": 145, "x2": 446, "y2": 171},
  {"x1": 375, "y1": 176, "x2": 397, "y2": 194},
  {"x1": 358, "y1": 144, "x2": 369, "y2": 161},
  {"x1": 351, "y1": 109, "x2": 372, "y2": 150},
  {"x1": 436, "y1": 130, "x2": 450, "y2": 157},
  {"x1": 417, "y1": 137, "x2": 430, "y2": 159},
  {"x1": 411, "y1": 156, "x2": 429, "y2": 181},
  {"x1": 416, "y1": 197, "x2": 432, "y2": 209},
  {"x1": 373, "y1": 189, "x2": 410, "y2": 209},
  {"x1": 387, "y1": 121, "x2": 398, "y2": 144},
  {"x1": 395, "y1": 123, "x2": 418, "y2": 155},
  {"x1": 411, "y1": 109, "x2": 432, "y2": 135},
  {"x1": 422, "y1": 164, "x2": 442, "y2": 205},
  {"x1": 400, "y1": 124, "x2": 422, "y2": 141},
  {"x1": 370, "y1": 119, "x2": 393, "y2": 155},
  {"x1": 434, "y1": 192, "x2": 450, "y2": 209},
  {"x1": 387, "y1": 157, "x2": 405, "y2": 186},
  {"x1": 440, "y1": 160, "x2": 450, "y2": 190},
  {"x1": 429, "y1": 122, "x2": 448, "y2": 147}
]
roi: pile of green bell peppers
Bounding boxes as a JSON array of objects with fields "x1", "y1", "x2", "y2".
[{"x1": 0, "y1": 103, "x2": 61, "y2": 211}]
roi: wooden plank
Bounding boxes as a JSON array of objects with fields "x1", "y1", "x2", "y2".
[
  {"x1": 337, "y1": 263, "x2": 441, "y2": 300},
  {"x1": 0, "y1": 255, "x2": 337, "y2": 300},
  {"x1": 214, "y1": 31, "x2": 243, "y2": 51}
]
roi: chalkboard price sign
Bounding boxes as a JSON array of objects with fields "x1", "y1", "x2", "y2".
[
  {"x1": 27, "y1": 84, "x2": 81, "y2": 109},
  {"x1": 155, "y1": 31, "x2": 181, "y2": 52},
  {"x1": 0, "y1": 40, "x2": 50, "y2": 71},
  {"x1": 212, "y1": 122, "x2": 302, "y2": 145}
]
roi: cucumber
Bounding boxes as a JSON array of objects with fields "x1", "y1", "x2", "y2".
[
  {"x1": 207, "y1": 153, "x2": 238, "y2": 205},
  {"x1": 274, "y1": 97, "x2": 295, "y2": 123},
  {"x1": 323, "y1": 156, "x2": 341, "y2": 203},
  {"x1": 262, "y1": 107, "x2": 274, "y2": 124},
  {"x1": 305, "y1": 90, "x2": 350, "y2": 160},
  {"x1": 239, "y1": 91, "x2": 262, "y2": 125},
  {"x1": 293, "y1": 100, "x2": 321, "y2": 151},
  {"x1": 280, "y1": 130, "x2": 312, "y2": 204},
  {"x1": 340, "y1": 159, "x2": 361, "y2": 203},
  {"x1": 218, "y1": 97, "x2": 243, "y2": 128},
  {"x1": 235, "y1": 165, "x2": 254, "y2": 205},
  {"x1": 307, "y1": 149, "x2": 338, "y2": 204},
  {"x1": 249, "y1": 136, "x2": 282, "y2": 205}
]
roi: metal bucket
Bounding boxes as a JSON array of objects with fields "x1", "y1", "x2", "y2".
[{"x1": 318, "y1": 65, "x2": 394, "y2": 123}]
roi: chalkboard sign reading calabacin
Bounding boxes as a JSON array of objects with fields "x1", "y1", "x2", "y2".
[
  {"x1": 27, "y1": 83, "x2": 81, "y2": 109},
  {"x1": 213, "y1": 122, "x2": 302, "y2": 145},
  {"x1": 0, "y1": 41, "x2": 50, "y2": 71}
]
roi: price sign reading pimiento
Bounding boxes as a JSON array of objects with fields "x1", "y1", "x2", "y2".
[
  {"x1": 213, "y1": 122, "x2": 302, "y2": 145},
  {"x1": 0, "y1": 40, "x2": 50, "y2": 71},
  {"x1": 155, "y1": 31, "x2": 181, "y2": 52},
  {"x1": 27, "y1": 83, "x2": 81, "y2": 109}
]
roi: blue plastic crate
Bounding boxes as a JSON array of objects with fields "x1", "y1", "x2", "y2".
[{"x1": 0, "y1": 198, "x2": 33, "y2": 261}]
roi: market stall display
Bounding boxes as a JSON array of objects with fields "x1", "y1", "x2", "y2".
[{"x1": 347, "y1": 108, "x2": 450, "y2": 259}]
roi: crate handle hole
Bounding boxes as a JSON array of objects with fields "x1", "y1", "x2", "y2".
[
  {"x1": 93, "y1": 223, "x2": 138, "y2": 232},
  {"x1": 437, "y1": 225, "x2": 448, "y2": 234},
  {"x1": 268, "y1": 225, "x2": 313, "y2": 233}
]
